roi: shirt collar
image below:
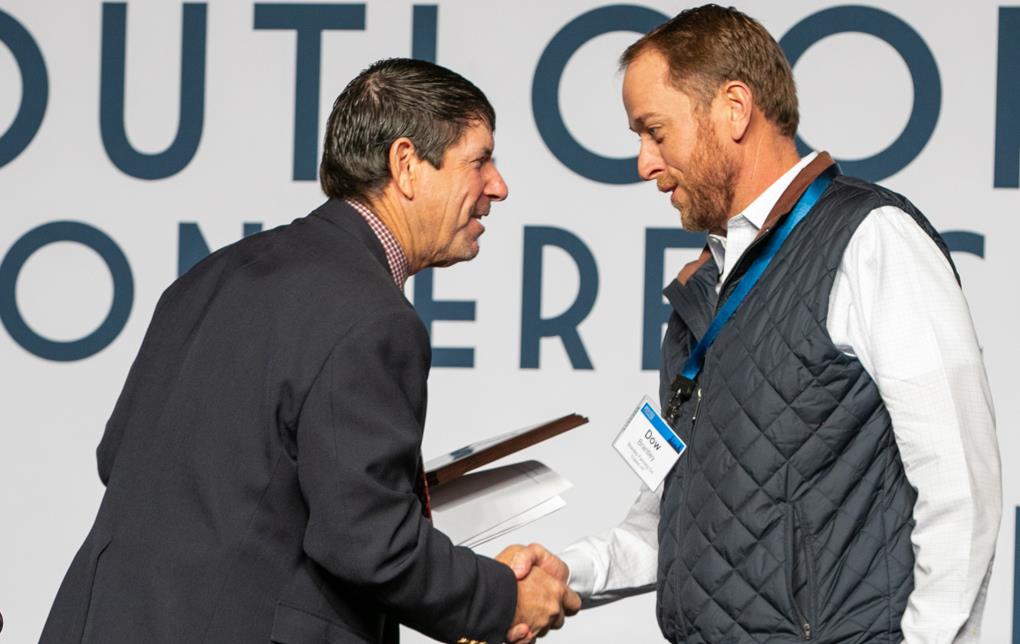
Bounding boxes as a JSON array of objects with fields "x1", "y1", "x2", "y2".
[
  {"x1": 706, "y1": 151, "x2": 818, "y2": 270},
  {"x1": 346, "y1": 199, "x2": 409, "y2": 288},
  {"x1": 739, "y1": 151, "x2": 817, "y2": 230}
]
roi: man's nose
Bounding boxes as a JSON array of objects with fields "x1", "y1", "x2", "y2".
[
  {"x1": 487, "y1": 166, "x2": 509, "y2": 202},
  {"x1": 637, "y1": 140, "x2": 664, "y2": 182}
]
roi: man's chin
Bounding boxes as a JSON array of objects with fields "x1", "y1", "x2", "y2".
[
  {"x1": 432, "y1": 243, "x2": 480, "y2": 268},
  {"x1": 676, "y1": 207, "x2": 702, "y2": 233}
]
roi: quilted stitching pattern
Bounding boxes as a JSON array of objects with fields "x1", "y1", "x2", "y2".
[{"x1": 656, "y1": 179, "x2": 938, "y2": 643}]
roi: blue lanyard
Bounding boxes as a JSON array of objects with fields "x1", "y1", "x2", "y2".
[{"x1": 666, "y1": 166, "x2": 837, "y2": 421}]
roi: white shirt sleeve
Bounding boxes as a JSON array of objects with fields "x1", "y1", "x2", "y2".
[
  {"x1": 559, "y1": 484, "x2": 661, "y2": 604},
  {"x1": 827, "y1": 206, "x2": 1002, "y2": 643}
]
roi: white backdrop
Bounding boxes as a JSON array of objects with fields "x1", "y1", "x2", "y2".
[{"x1": 1, "y1": 1, "x2": 1017, "y2": 642}]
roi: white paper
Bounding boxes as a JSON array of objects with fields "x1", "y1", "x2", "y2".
[
  {"x1": 430, "y1": 460, "x2": 572, "y2": 547},
  {"x1": 463, "y1": 496, "x2": 567, "y2": 549}
]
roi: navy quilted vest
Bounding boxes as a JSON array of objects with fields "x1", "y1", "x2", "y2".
[{"x1": 655, "y1": 172, "x2": 956, "y2": 643}]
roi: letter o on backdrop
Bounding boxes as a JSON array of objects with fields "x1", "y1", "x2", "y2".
[
  {"x1": 0, "y1": 222, "x2": 133, "y2": 361},
  {"x1": 780, "y1": 5, "x2": 941, "y2": 181},
  {"x1": 0, "y1": 9, "x2": 48, "y2": 169}
]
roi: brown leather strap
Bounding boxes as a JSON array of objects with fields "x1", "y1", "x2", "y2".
[
  {"x1": 676, "y1": 246, "x2": 713, "y2": 286},
  {"x1": 756, "y1": 151, "x2": 836, "y2": 240}
]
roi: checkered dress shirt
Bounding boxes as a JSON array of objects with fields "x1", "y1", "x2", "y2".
[{"x1": 346, "y1": 199, "x2": 409, "y2": 288}]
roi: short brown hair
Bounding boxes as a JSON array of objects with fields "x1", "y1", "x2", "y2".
[{"x1": 620, "y1": 4, "x2": 798, "y2": 138}]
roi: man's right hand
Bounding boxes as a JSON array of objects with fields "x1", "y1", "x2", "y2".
[
  {"x1": 496, "y1": 543, "x2": 580, "y2": 643},
  {"x1": 507, "y1": 566, "x2": 580, "y2": 643}
]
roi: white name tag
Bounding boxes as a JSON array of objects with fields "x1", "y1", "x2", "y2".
[{"x1": 613, "y1": 396, "x2": 686, "y2": 490}]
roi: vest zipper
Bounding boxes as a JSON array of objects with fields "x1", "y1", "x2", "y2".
[
  {"x1": 802, "y1": 530, "x2": 817, "y2": 641},
  {"x1": 691, "y1": 387, "x2": 703, "y2": 423},
  {"x1": 678, "y1": 386, "x2": 702, "y2": 528},
  {"x1": 674, "y1": 386, "x2": 702, "y2": 639},
  {"x1": 786, "y1": 504, "x2": 813, "y2": 640}
]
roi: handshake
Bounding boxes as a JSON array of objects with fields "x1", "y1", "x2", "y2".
[{"x1": 495, "y1": 544, "x2": 581, "y2": 644}]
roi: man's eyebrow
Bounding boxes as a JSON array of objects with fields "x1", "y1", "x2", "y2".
[
  {"x1": 634, "y1": 112, "x2": 667, "y2": 126},
  {"x1": 629, "y1": 113, "x2": 661, "y2": 132}
]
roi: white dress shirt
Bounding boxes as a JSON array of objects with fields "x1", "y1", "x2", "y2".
[{"x1": 561, "y1": 153, "x2": 1002, "y2": 643}]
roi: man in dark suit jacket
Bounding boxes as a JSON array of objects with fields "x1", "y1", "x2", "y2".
[{"x1": 40, "y1": 58, "x2": 578, "y2": 644}]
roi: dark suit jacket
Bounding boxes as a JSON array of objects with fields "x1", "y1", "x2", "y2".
[{"x1": 40, "y1": 200, "x2": 516, "y2": 644}]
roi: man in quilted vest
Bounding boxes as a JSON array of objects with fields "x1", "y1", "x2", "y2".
[{"x1": 514, "y1": 5, "x2": 1002, "y2": 642}]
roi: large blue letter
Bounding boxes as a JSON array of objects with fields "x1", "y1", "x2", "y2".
[
  {"x1": 254, "y1": 4, "x2": 365, "y2": 181},
  {"x1": 177, "y1": 222, "x2": 263, "y2": 276},
  {"x1": 780, "y1": 6, "x2": 940, "y2": 182},
  {"x1": 643, "y1": 229, "x2": 705, "y2": 371},
  {"x1": 532, "y1": 5, "x2": 667, "y2": 184},
  {"x1": 520, "y1": 227, "x2": 598, "y2": 369},
  {"x1": 411, "y1": 5, "x2": 437, "y2": 62},
  {"x1": 996, "y1": 8, "x2": 1020, "y2": 188},
  {"x1": 0, "y1": 222, "x2": 133, "y2": 361},
  {"x1": 0, "y1": 9, "x2": 47, "y2": 169},
  {"x1": 941, "y1": 231, "x2": 985, "y2": 259},
  {"x1": 412, "y1": 269, "x2": 475, "y2": 368},
  {"x1": 100, "y1": 3, "x2": 207, "y2": 180}
]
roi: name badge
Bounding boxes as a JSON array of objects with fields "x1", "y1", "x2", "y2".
[{"x1": 613, "y1": 396, "x2": 686, "y2": 490}]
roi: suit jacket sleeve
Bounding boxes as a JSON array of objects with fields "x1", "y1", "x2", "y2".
[
  {"x1": 297, "y1": 303, "x2": 517, "y2": 643},
  {"x1": 96, "y1": 286, "x2": 176, "y2": 485}
]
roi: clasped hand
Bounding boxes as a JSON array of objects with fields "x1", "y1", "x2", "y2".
[{"x1": 495, "y1": 544, "x2": 581, "y2": 644}]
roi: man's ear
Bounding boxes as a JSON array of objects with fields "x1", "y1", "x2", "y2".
[
  {"x1": 721, "y1": 80, "x2": 753, "y2": 142},
  {"x1": 389, "y1": 137, "x2": 417, "y2": 199}
]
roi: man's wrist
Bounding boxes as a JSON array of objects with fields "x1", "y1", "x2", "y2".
[{"x1": 558, "y1": 547, "x2": 595, "y2": 598}]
